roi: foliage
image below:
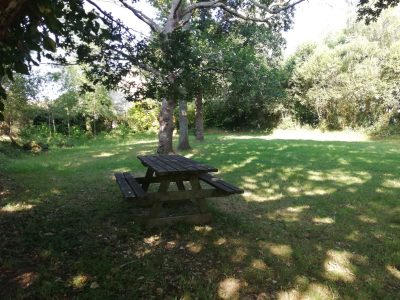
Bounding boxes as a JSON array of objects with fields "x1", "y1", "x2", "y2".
[
  {"x1": 284, "y1": 11, "x2": 400, "y2": 133},
  {"x1": 127, "y1": 99, "x2": 160, "y2": 133},
  {"x1": 204, "y1": 41, "x2": 286, "y2": 129},
  {"x1": 357, "y1": 0, "x2": 400, "y2": 23},
  {"x1": 0, "y1": 0, "x2": 118, "y2": 122},
  {"x1": 1, "y1": 73, "x2": 42, "y2": 136}
]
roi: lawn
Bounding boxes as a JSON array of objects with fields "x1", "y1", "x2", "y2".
[{"x1": 0, "y1": 132, "x2": 399, "y2": 299}]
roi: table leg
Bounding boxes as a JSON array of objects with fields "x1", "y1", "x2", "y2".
[
  {"x1": 147, "y1": 179, "x2": 170, "y2": 229},
  {"x1": 141, "y1": 168, "x2": 154, "y2": 192},
  {"x1": 176, "y1": 180, "x2": 185, "y2": 191},
  {"x1": 190, "y1": 177, "x2": 207, "y2": 213}
]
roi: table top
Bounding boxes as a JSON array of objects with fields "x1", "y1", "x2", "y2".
[{"x1": 137, "y1": 154, "x2": 218, "y2": 176}]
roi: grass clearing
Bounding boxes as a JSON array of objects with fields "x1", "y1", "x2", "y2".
[{"x1": 1, "y1": 132, "x2": 400, "y2": 299}]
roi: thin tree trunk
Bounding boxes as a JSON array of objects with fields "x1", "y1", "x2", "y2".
[
  {"x1": 8, "y1": 118, "x2": 17, "y2": 146},
  {"x1": 194, "y1": 92, "x2": 204, "y2": 141},
  {"x1": 48, "y1": 114, "x2": 52, "y2": 138},
  {"x1": 178, "y1": 100, "x2": 191, "y2": 150},
  {"x1": 93, "y1": 101, "x2": 96, "y2": 136},
  {"x1": 52, "y1": 113, "x2": 56, "y2": 134},
  {"x1": 85, "y1": 117, "x2": 92, "y2": 134},
  {"x1": 67, "y1": 108, "x2": 71, "y2": 138},
  {"x1": 157, "y1": 98, "x2": 176, "y2": 154}
]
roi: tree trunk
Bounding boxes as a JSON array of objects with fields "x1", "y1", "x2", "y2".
[
  {"x1": 52, "y1": 113, "x2": 56, "y2": 134},
  {"x1": 157, "y1": 98, "x2": 176, "y2": 154},
  {"x1": 93, "y1": 118, "x2": 96, "y2": 136},
  {"x1": 178, "y1": 100, "x2": 191, "y2": 150},
  {"x1": 194, "y1": 92, "x2": 204, "y2": 141},
  {"x1": 67, "y1": 108, "x2": 71, "y2": 138},
  {"x1": 8, "y1": 118, "x2": 12, "y2": 137},
  {"x1": 93, "y1": 101, "x2": 96, "y2": 136},
  {"x1": 85, "y1": 117, "x2": 92, "y2": 134},
  {"x1": 48, "y1": 114, "x2": 52, "y2": 137}
]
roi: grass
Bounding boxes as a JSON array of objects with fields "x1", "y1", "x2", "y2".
[{"x1": 0, "y1": 131, "x2": 400, "y2": 299}]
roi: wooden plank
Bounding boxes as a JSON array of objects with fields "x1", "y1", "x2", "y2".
[
  {"x1": 123, "y1": 172, "x2": 146, "y2": 198},
  {"x1": 156, "y1": 155, "x2": 186, "y2": 172},
  {"x1": 146, "y1": 155, "x2": 178, "y2": 175},
  {"x1": 138, "y1": 154, "x2": 218, "y2": 175},
  {"x1": 161, "y1": 155, "x2": 196, "y2": 171},
  {"x1": 114, "y1": 173, "x2": 135, "y2": 199},
  {"x1": 158, "y1": 155, "x2": 192, "y2": 172},
  {"x1": 137, "y1": 156, "x2": 166, "y2": 174},
  {"x1": 213, "y1": 177, "x2": 244, "y2": 193},
  {"x1": 146, "y1": 189, "x2": 225, "y2": 202},
  {"x1": 199, "y1": 174, "x2": 244, "y2": 194},
  {"x1": 174, "y1": 155, "x2": 218, "y2": 172},
  {"x1": 146, "y1": 213, "x2": 213, "y2": 229},
  {"x1": 136, "y1": 175, "x2": 192, "y2": 184},
  {"x1": 179, "y1": 155, "x2": 218, "y2": 172}
]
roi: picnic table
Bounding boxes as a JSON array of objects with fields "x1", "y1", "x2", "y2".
[{"x1": 114, "y1": 154, "x2": 243, "y2": 229}]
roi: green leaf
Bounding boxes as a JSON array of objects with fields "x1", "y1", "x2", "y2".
[
  {"x1": 0, "y1": 111, "x2": 4, "y2": 121},
  {"x1": 43, "y1": 35, "x2": 57, "y2": 52},
  {"x1": 14, "y1": 61, "x2": 29, "y2": 75}
]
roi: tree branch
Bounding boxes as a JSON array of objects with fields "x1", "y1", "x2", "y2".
[
  {"x1": 249, "y1": 0, "x2": 306, "y2": 14},
  {"x1": 216, "y1": 3, "x2": 273, "y2": 24},
  {"x1": 184, "y1": 0, "x2": 223, "y2": 13},
  {"x1": 117, "y1": 0, "x2": 161, "y2": 33},
  {"x1": 86, "y1": 0, "x2": 142, "y2": 37}
]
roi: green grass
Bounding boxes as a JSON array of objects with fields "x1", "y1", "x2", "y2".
[{"x1": 1, "y1": 133, "x2": 400, "y2": 299}]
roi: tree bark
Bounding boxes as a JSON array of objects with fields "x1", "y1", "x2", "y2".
[
  {"x1": 157, "y1": 98, "x2": 176, "y2": 154},
  {"x1": 178, "y1": 100, "x2": 191, "y2": 150},
  {"x1": 194, "y1": 92, "x2": 204, "y2": 141}
]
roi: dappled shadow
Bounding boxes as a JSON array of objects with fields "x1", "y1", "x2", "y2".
[{"x1": 0, "y1": 135, "x2": 399, "y2": 298}]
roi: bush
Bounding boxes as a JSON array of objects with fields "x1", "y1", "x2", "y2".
[
  {"x1": 110, "y1": 123, "x2": 132, "y2": 138},
  {"x1": 368, "y1": 114, "x2": 400, "y2": 137},
  {"x1": 127, "y1": 100, "x2": 160, "y2": 133}
]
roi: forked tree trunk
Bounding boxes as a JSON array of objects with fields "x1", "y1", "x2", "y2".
[
  {"x1": 157, "y1": 98, "x2": 176, "y2": 154},
  {"x1": 194, "y1": 92, "x2": 204, "y2": 141},
  {"x1": 178, "y1": 100, "x2": 191, "y2": 150}
]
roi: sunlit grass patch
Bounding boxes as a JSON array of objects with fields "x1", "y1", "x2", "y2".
[{"x1": 1, "y1": 203, "x2": 34, "y2": 213}]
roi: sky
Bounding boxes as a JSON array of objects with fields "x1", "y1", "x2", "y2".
[{"x1": 283, "y1": 0, "x2": 356, "y2": 56}]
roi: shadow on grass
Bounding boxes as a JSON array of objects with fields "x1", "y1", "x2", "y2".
[{"x1": 0, "y1": 135, "x2": 399, "y2": 299}]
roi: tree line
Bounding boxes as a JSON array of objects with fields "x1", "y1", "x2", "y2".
[{"x1": 0, "y1": 0, "x2": 399, "y2": 152}]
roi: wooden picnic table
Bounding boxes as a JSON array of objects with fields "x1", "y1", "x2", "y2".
[{"x1": 115, "y1": 154, "x2": 243, "y2": 229}]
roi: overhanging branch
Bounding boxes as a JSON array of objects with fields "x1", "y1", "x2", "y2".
[
  {"x1": 117, "y1": 0, "x2": 162, "y2": 33},
  {"x1": 249, "y1": 0, "x2": 306, "y2": 14}
]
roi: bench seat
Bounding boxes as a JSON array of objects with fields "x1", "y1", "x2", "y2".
[
  {"x1": 115, "y1": 172, "x2": 146, "y2": 200},
  {"x1": 199, "y1": 174, "x2": 244, "y2": 195}
]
